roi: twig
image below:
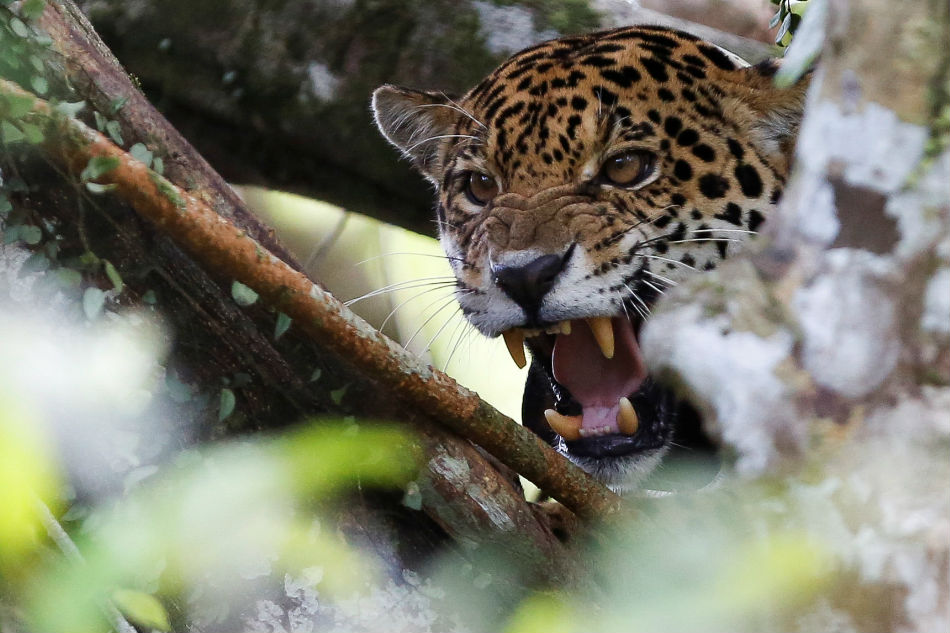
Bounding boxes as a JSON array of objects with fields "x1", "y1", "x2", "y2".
[{"x1": 1, "y1": 79, "x2": 623, "y2": 519}]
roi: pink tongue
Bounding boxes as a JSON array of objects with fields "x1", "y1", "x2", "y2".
[{"x1": 552, "y1": 318, "x2": 647, "y2": 434}]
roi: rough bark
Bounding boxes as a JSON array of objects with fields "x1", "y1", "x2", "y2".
[
  {"x1": 641, "y1": 0, "x2": 950, "y2": 629},
  {"x1": 76, "y1": 0, "x2": 772, "y2": 237}
]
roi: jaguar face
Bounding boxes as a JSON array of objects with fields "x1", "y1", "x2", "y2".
[{"x1": 373, "y1": 26, "x2": 807, "y2": 492}]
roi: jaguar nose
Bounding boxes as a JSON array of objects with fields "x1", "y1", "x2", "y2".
[{"x1": 491, "y1": 246, "x2": 573, "y2": 315}]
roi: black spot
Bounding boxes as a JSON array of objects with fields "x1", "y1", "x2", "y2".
[
  {"x1": 547, "y1": 103, "x2": 559, "y2": 117},
  {"x1": 681, "y1": 253, "x2": 696, "y2": 267},
  {"x1": 682, "y1": 54, "x2": 707, "y2": 68},
  {"x1": 734, "y1": 164, "x2": 763, "y2": 198},
  {"x1": 553, "y1": 149, "x2": 564, "y2": 161},
  {"x1": 747, "y1": 209, "x2": 765, "y2": 231},
  {"x1": 571, "y1": 96, "x2": 588, "y2": 111},
  {"x1": 551, "y1": 78, "x2": 567, "y2": 89},
  {"x1": 681, "y1": 66, "x2": 706, "y2": 79},
  {"x1": 653, "y1": 214, "x2": 673, "y2": 228},
  {"x1": 641, "y1": 57, "x2": 669, "y2": 82},
  {"x1": 671, "y1": 193, "x2": 686, "y2": 207},
  {"x1": 600, "y1": 66, "x2": 642, "y2": 88},
  {"x1": 674, "y1": 160, "x2": 693, "y2": 181},
  {"x1": 715, "y1": 239, "x2": 728, "y2": 258},
  {"x1": 516, "y1": 77, "x2": 532, "y2": 91},
  {"x1": 542, "y1": 153, "x2": 553, "y2": 164},
  {"x1": 691, "y1": 144, "x2": 716, "y2": 162},
  {"x1": 677, "y1": 129, "x2": 698, "y2": 146},
  {"x1": 715, "y1": 202, "x2": 743, "y2": 226},
  {"x1": 559, "y1": 135, "x2": 571, "y2": 153},
  {"x1": 567, "y1": 70, "x2": 586, "y2": 87},
  {"x1": 589, "y1": 43, "x2": 626, "y2": 54},
  {"x1": 536, "y1": 62, "x2": 553, "y2": 73},
  {"x1": 697, "y1": 44, "x2": 737, "y2": 70},
  {"x1": 647, "y1": 109, "x2": 662, "y2": 124},
  {"x1": 592, "y1": 85, "x2": 618, "y2": 106},
  {"x1": 727, "y1": 138, "x2": 745, "y2": 159},
  {"x1": 664, "y1": 116, "x2": 683, "y2": 137},
  {"x1": 581, "y1": 55, "x2": 614, "y2": 67},
  {"x1": 635, "y1": 32, "x2": 680, "y2": 48},
  {"x1": 670, "y1": 221, "x2": 688, "y2": 242},
  {"x1": 657, "y1": 88, "x2": 675, "y2": 102},
  {"x1": 770, "y1": 188, "x2": 783, "y2": 204},
  {"x1": 655, "y1": 241, "x2": 669, "y2": 254},
  {"x1": 566, "y1": 114, "x2": 582, "y2": 139},
  {"x1": 660, "y1": 139, "x2": 670, "y2": 150},
  {"x1": 681, "y1": 88, "x2": 697, "y2": 102},
  {"x1": 699, "y1": 174, "x2": 730, "y2": 199},
  {"x1": 690, "y1": 209, "x2": 703, "y2": 220},
  {"x1": 494, "y1": 101, "x2": 526, "y2": 127}
]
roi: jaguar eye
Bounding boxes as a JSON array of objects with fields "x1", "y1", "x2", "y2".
[
  {"x1": 600, "y1": 150, "x2": 655, "y2": 188},
  {"x1": 464, "y1": 172, "x2": 499, "y2": 205}
]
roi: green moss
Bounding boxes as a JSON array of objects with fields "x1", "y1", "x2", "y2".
[{"x1": 149, "y1": 172, "x2": 186, "y2": 211}]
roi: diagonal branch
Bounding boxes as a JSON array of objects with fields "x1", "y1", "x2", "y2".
[{"x1": 1, "y1": 78, "x2": 623, "y2": 519}]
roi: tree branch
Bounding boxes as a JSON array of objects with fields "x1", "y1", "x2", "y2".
[{"x1": 1, "y1": 78, "x2": 623, "y2": 519}]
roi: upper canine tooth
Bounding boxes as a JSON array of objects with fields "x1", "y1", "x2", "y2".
[
  {"x1": 586, "y1": 317, "x2": 615, "y2": 359},
  {"x1": 617, "y1": 397, "x2": 639, "y2": 435},
  {"x1": 544, "y1": 409, "x2": 582, "y2": 442},
  {"x1": 501, "y1": 329, "x2": 527, "y2": 369}
]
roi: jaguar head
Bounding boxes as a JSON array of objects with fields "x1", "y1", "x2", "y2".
[{"x1": 372, "y1": 26, "x2": 807, "y2": 491}]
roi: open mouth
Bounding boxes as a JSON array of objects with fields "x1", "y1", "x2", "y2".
[{"x1": 500, "y1": 312, "x2": 672, "y2": 457}]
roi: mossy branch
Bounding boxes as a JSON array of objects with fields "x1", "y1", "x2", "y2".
[{"x1": 0, "y1": 78, "x2": 622, "y2": 519}]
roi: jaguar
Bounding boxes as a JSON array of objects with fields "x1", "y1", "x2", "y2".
[{"x1": 372, "y1": 25, "x2": 807, "y2": 492}]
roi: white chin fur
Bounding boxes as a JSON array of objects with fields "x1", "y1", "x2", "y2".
[{"x1": 559, "y1": 444, "x2": 670, "y2": 494}]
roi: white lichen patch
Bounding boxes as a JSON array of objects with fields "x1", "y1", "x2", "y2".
[
  {"x1": 792, "y1": 249, "x2": 899, "y2": 398},
  {"x1": 886, "y1": 151, "x2": 950, "y2": 261},
  {"x1": 642, "y1": 302, "x2": 801, "y2": 476},
  {"x1": 472, "y1": 1, "x2": 557, "y2": 55},
  {"x1": 428, "y1": 449, "x2": 516, "y2": 531},
  {"x1": 796, "y1": 100, "x2": 928, "y2": 194},
  {"x1": 305, "y1": 62, "x2": 340, "y2": 102},
  {"x1": 922, "y1": 267, "x2": 950, "y2": 336}
]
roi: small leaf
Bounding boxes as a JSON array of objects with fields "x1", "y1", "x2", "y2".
[
  {"x1": 218, "y1": 388, "x2": 236, "y2": 422},
  {"x1": 231, "y1": 280, "x2": 258, "y2": 306},
  {"x1": 129, "y1": 142, "x2": 153, "y2": 167},
  {"x1": 330, "y1": 385, "x2": 348, "y2": 406},
  {"x1": 30, "y1": 75, "x2": 47, "y2": 96},
  {"x1": 9, "y1": 17, "x2": 29, "y2": 38},
  {"x1": 111, "y1": 589, "x2": 171, "y2": 632},
  {"x1": 93, "y1": 110, "x2": 107, "y2": 131},
  {"x1": 103, "y1": 260, "x2": 124, "y2": 293},
  {"x1": 3, "y1": 225, "x2": 20, "y2": 244},
  {"x1": 309, "y1": 368, "x2": 322, "y2": 383},
  {"x1": 53, "y1": 100, "x2": 85, "y2": 117},
  {"x1": 85, "y1": 182, "x2": 117, "y2": 194},
  {"x1": 402, "y1": 481, "x2": 422, "y2": 510},
  {"x1": 2, "y1": 93, "x2": 34, "y2": 118},
  {"x1": 82, "y1": 287, "x2": 105, "y2": 320},
  {"x1": 105, "y1": 120, "x2": 123, "y2": 145},
  {"x1": 21, "y1": 251, "x2": 48, "y2": 273},
  {"x1": 142, "y1": 289, "x2": 157, "y2": 304},
  {"x1": 19, "y1": 224, "x2": 41, "y2": 245},
  {"x1": 18, "y1": 121, "x2": 43, "y2": 144},
  {"x1": 274, "y1": 312, "x2": 291, "y2": 340},
  {"x1": 109, "y1": 96, "x2": 128, "y2": 114},
  {"x1": 55, "y1": 268, "x2": 82, "y2": 288},
  {"x1": 1, "y1": 121, "x2": 26, "y2": 143},
  {"x1": 80, "y1": 155, "x2": 120, "y2": 181},
  {"x1": 152, "y1": 156, "x2": 164, "y2": 175}
]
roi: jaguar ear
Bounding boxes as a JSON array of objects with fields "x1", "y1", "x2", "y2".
[
  {"x1": 372, "y1": 85, "x2": 460, "y2": 184},
  {"x1": 724, "y1": 59, "x2": 811, "y2": 167}
]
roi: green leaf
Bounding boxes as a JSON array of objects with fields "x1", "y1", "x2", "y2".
[
  {"x1": 3, "y1": 225, "x2": 19, "y2": 244},
  {"x1": 274, "y1": 312, "x2": 291, "y2": 340},
  {"x1": 330, "y1": 385, "x2": 348, "y2": 406},
  {"x1": 129, "y1": 142, "x2": 153, "y2": 167},
  {"x1": 80, "y1": 155, "x2": 119, "y2": 182},
  {"x1": 29, "y1": 75, "x2": 47, "y2": 95},
  {"x1": 105, "y1": 120, "x2": 123, "y2": 145},
  {"x1": 230, "y1": 280, "x2": 258, "y2": 306},
  {"x1": 111, "y1": 589, "x2": 171, "y2": 632},
  {"x1": 109, "y1": 96, "x2": 128, "y2": 114},
  {"x1": 82, "y1": 287, "x2": 105, "y2": 320},
  {"x1": 402, "y1": 481, "x2": 422, "y2": 510},
  {"x1": 218, "y1": 388, "x2": 236, "y2": 422},
  {"x1": 22, "y1": 251, "x2": 48, "y2": 273},
  {"x1": 165, "y1": 372, "x2": 193, "y2": 403},
  {"x1": 18, "y1": 121, "x2": 43, "y2": 144},
  {"x1": 103, "y1": 260, "x2": 124, "y2": 293},
  {"x1": 309, "y1": 368, "x2": 322, "y2": 383},
  {"x1": 142, "y1": 289, "x2": 157, "y2": 305},
  {"x1": 152, "y1": 156, "x2": 164, "y2": 175},
  {"x1": 93, "y1": 110, "x2": 107, "y2": 131},
  {"x1": 85, "y1": 182, "x2": 117, "y2": 194},
  {"x1": 19, "y1": 224, "x2": 41, "y2": 245},
  {"x1": 53, "y1": 100, "x2": 85, "y2": 118},
  {"x1": 22, "y1": 0, "x2": 46, "y2": 20},
  {"x1": 54, "y1": 268, "x2": 82, "y2": 288},
  {"x1": 9, "y1": 17, "x2": 28, "y2": 38},
  {"x1": 1, "y1": 120, "x2": 26, "y2": 143},
  {"x1": 2, "y1": 93, "x2": 34, "y2": 118}
]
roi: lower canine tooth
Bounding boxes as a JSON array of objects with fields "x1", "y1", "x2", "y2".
[
  {"x1": 544, "y1": 409, "x2": 582, "y2": 442},
  {"x1": 501, "y1": 329, "x2": 526, "y2": 369},
  {"x1": 586, "y1": 317, "x2": 615, "y2": 359},
  {"x1": 617, "y1": 397, "x2": 639, "y2": 435}
]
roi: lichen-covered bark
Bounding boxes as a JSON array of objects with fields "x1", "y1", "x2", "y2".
[
  {"x1": 77, "y1": 0, "x2": 770, "y2": 236},
  {"x1": 641, "y1": 0, "x2": 950, "y2": 629}
]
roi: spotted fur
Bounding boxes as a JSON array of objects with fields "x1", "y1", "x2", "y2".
[{"x1": 373, "y1": 26, "x2": 808, "y2": 488}]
